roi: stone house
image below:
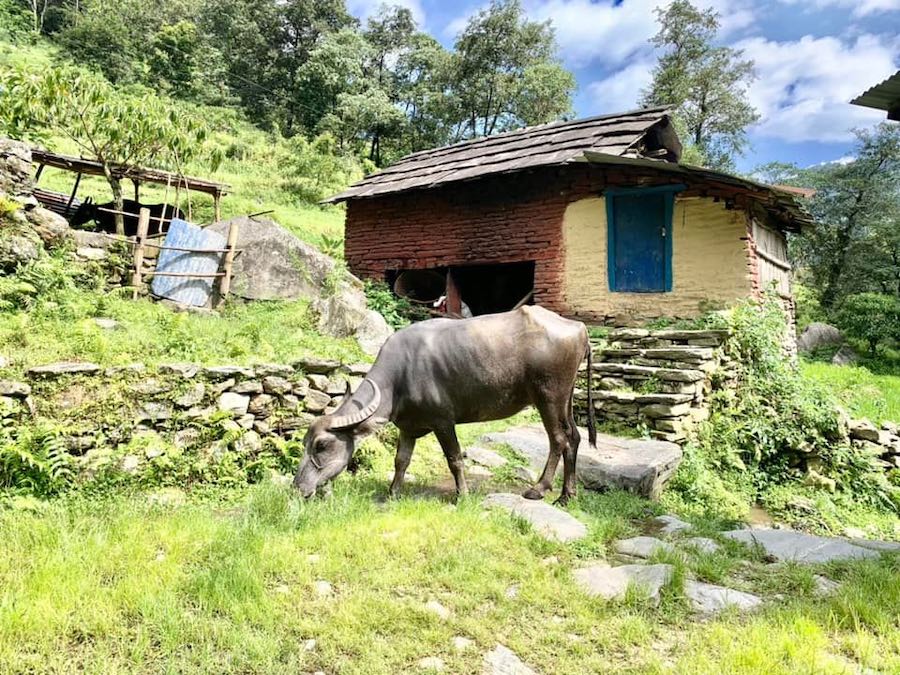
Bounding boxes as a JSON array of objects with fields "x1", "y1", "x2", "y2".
[{"x1": 327, "y1": 107, "x2": 811, "y2": 324}]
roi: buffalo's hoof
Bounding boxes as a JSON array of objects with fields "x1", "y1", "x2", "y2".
[
  {"x1": 553, "y1": 493, "x2": 573, "y2": 507},
  {"x1": 522, "y1": 487, "x2": 545, "y2": 500}
]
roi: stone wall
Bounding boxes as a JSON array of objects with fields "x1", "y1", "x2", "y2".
[
  {"x1": 0, "y1": 358, "x2": 370, "y2": 475},
  {"x1": 575, "y1": 328, "x2": 734, "y2": 443},
  {"x1": 849, "y1": 419, "x2": 900, "y2": 471}
]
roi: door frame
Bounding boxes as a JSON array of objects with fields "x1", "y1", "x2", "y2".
[{"x1": 604, "y1": 184, "x2": 685, "y2": 293}]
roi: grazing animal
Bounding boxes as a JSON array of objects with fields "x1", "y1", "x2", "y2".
[
  {"x1": 293, "y1": 305, "x2": 596, "y2": 505},
  {"x1": 69, "y1": 197, "x2": 184, "y2": 236}
]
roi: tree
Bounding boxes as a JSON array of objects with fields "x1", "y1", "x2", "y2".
[
  {"x1": 641, "y1": 0, "x2": 758, "y2": 170},
  {"x1": 447, "y1": 0, "x2": 574, "y2": 140},
  {"x1": 0, "y1": 64, "x2": 212, "y2": 234},
  {"x1": 835, "y1": 293, "x2": 900, "y2": 354}
]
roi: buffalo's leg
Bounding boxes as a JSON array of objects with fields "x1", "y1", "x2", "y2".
[
  {"x1": 524, "y1": 395, "x2": 576, "y2": 504},
  {"x1": 434, "y1": 426, "x2": 468, "y2": 496},
  {"x1": 388, "y1": 431, "x2": 416, "y2": 498}
]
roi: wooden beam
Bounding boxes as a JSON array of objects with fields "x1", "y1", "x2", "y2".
[
  {"x1": 131, "y1": 208, "x2": 150, "y2": 299},
  {"x1": 65, "y1": 173, "x2": 82, "y2": 216}
]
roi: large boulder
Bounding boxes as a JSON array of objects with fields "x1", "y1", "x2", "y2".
[
  {"x1": 0, "y1": 139, "x2": 33, "y2": 196},
  {"x1": 208, "y1": 216, "x2": 392, "y2": 355},
  {"x1": 208, "y1": 216, "x2": 338, "y2": 301},
  {"x1": 26, "y1": 206, "x2": 74, "y2": 248},
  {"x1": 796, "y1": 322, "x2": 843, "y2": 353}
]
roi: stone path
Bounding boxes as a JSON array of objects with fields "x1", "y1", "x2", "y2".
[
  {"x1": 723, "y1": 529, "x2": 881, "y2": 563},
  {"x1": 614, "y1": 536, "x2": 674, "y2": 559},
  {"x1": 684, "y1": 581, "x2": 762, "y2": 614},
  {"x1": 481, "y1": 425, "x2": 682, "y2": 499},
  {"x1": 483, "y1": 493, "x2": 587, "y2": 543},
  {"x1": 573, "y1": 563, "x2": 673, "y2": 606}
]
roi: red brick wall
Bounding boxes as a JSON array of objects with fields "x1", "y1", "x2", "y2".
[
  {"x1": 344, "y1": 168, "x2": 576, "y2": 313},
  {"x1": 343, "y1": 164, "x2": 745, "y2": 319}
]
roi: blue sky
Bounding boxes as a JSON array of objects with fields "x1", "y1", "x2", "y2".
[{"x1": 347, "y1": 0, "x2": 900, "y2": 172}]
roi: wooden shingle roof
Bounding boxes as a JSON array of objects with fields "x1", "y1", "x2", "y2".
[{"x1": 326, "y1": 106, "x2": 681, "y2": 203}]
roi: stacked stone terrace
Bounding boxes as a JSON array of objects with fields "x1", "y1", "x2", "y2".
[{"x1": 576, "y1": 327, "x2": 734, "y2": 442}]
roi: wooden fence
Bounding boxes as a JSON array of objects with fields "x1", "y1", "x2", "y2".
[{"x1": 99, "y1": 207, "x2": 240, "y2": 307}]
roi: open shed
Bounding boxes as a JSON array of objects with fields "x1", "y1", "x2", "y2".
[
  {"x1": 31, "y1": 149, "x2": 229, "y2": 221},
  {"x1": 327, "y1": 107, "x2": 812, "y2": 324}
]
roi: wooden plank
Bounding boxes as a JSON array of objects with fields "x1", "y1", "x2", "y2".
[
  {"x1": 217, "y1": 219, "x2": 240, "y2": 306},
  {"x1": 148, "y1": 271, "x2": 226, "y2": 278}
]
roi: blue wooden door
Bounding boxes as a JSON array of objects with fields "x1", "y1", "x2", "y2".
[{"x1": 609, "y1": 193, "x2": 667, "y2": 292}]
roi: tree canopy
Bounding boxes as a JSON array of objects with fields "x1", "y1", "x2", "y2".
[{"x1": 640, "y1": 0, "x2": 759, "y2": 170}]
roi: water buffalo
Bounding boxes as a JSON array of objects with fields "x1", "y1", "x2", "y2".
[
  {"x1": 293, "y1": 305, "x2": 597, "y2": 505},
  {"x1": 69, "y1": 197, "x2": 184, "y2": 236}
]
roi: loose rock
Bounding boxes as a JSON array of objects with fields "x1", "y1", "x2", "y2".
[
  {"x1": 614, "y1": 536, "x2": 674, "y2": 559},
  {"x1": 680, "y1": 537, "x2": 721, "y2": 554},
  {"x1": 723, "y1": 529, "x2": 879, "y2": 563},
  {"x1": 425, "y1": 600, "x2": 451, "y2": 620},
  {"x1": 684, "y1": 581, "x2": 762, "y2": 614},
  {"x1": 482, "y1": 644, "x2": 538, "y2": 675},
  {"x1": 483, "y1": 493, "x2": 587, "y2": 543},
  {"x1": 451, "y1": 636, "x2": 474, "y2": 652},
  {"x1": 653, "y1": 514, "x2": 692, "y2": 535},
  {"x1": 313, "y1": 580, "x2": 333, "y2": 598},
  {"x1": 465, "y1": 446, "x2": 508, "y2": 468},
  {"x1": 27, "y1": 362, "x2": 101, "y2": 378},
  {"x1": 418, "y1": 657, "x2": 445, "y2": 671},
  {"x1": 572, "y1": 563, "x2": 673, "y2": 606}
]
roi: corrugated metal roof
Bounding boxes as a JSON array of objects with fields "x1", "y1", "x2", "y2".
[
  {"x1": 326, "y1": 107, "x2": 681, "y2": 203},
  {"x1": 851, "y1": 70, "x2": 900, "y2": 120}
]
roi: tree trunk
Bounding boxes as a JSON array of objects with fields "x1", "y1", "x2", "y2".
[{"x1": 102, "y1": 165, "x2": 126, "y2": 236}]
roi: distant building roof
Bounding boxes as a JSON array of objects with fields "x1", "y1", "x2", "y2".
[
  {"x1": 851, "y1": 70, "x2": 900, "y2": 121},
  {"x1": 326, "y1": 106, "x2": 681, "y2": 203}
]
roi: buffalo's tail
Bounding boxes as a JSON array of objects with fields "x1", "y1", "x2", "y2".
[{"x1": 585, "y1": 333, "x2": 597, "y2": 449}]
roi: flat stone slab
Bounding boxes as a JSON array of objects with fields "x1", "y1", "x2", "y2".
[
  {"x1": 680, "y1": 537, "x2": 721, "y2": 554},
  {"x1": 483, "y1": 493, "x2": 587, "y2": 543},
  {"x1": 654, "y1": 514, "x2": 692, "y2": 535},
  {"x1": 614, "y1": 536, "x2": 674, "y2": 559},
  {"x1": 724, "y1": 529, "x2": 880, "y2": 563},
  {"x1": 847, "y1": 538, "x2": 900, "y2": 552},
  {"x1": 482, "y1": 425, "x2": 682, "y2": 499},
  {"x1": 483, "y1": 644, "x2": 538, "y2": 675},
  {"x1": 26, "y1": 362, "x2": 100, "y2": 378},
  {"x1": 465, "y1": 446, "x2": 508, "y2": 468},
  {"x1": 573, "y1": 563, "x2": 673, "y2": 605},
  {"x1": 684, "y1": 581, "x2": 761, "y2": 614}
]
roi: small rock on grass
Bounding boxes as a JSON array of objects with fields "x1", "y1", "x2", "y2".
[
  {"x1": 684, "y1": 581, "x2": 761, "y2": 614},
  {"x1": 483, "y1": 644, "x2": 538, "y2": 675},
  {"x1": 483, "y1": 493, "x2": 587, "y2": 543},
  {"x1": 302, "y1": 639, "x2": 317, "y2": 651},
  {"x1": 418, "y1": 657, "x2": 445, "y2": 671},
  {"x1": 451, "y1": 636, "x2": 474, "y2": 652},
  {"x1": 313, "y1": 580, "x2": 333, "y2": 598},
  {"x1": 653, "y1": 514, "x2": 692, "y2": 535},
  {"x1": 614, "y1": 536, "x2": 674, "y2": 559},
  {"x1": 572, "y1": 564, "x2": 673, "y2": 606},
  {"x1": 813, "y1": 575, "x2": 840, "y2": 595},
  {"x1": 680, "y1": 537, "x2": 721, "y2": 554},
  {"x1": 465, "y1": 446, "x2": 508, "y2": 468},
  {"x1": 425, "y1": 600, "x2": 451, "y2": 620}
]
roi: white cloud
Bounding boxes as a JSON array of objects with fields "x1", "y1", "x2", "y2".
[
  {"x1": 586, "y1": 60, "x2": 656, "y2": 113},
  {"x1": 775, "y1": 0, "x2": 900, "y2": 18},
  {"x1": 738, "y1": 33, "x2": 898, "y2": 142},
  {"x1": 445, "y1": 0, "x2": 755, "y2": 65},
  {"x1": 347, "y1": 0, "x2": 426, "y2": 26}
]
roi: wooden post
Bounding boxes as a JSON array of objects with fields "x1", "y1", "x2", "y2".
[
  {"x1": 213, "y1": 192, "x2": 221, "y2": 222},
  {"x1": 34, "y1": 164, "x2": 45, "y2": 183},
  {"x1": 218, "y1": 219, "x2": 240, "y2": 306},
  {"x1": 132, "y1": 178, "x2": 140, "y2": 202},
  {"x1": 131, "y1": 207, "x2": 150, "y2": 299}
]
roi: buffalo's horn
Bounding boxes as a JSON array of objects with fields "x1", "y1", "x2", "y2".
[{"x1": 329, "y1": 380, "x2": 381, "y2": 430}]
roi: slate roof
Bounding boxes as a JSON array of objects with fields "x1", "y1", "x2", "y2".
[{"x1": 326, "y1": 107, "x2": 680, "y2": 203}]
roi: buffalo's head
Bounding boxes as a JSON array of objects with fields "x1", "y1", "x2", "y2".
[
  {"x1": 293, "y1": 379, "x2": 381, "y2": 498},
  {"x1": 69, "y1": 197, "x2": 96, "y2": 229}
]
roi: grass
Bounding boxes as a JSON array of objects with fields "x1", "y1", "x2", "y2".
[
  {"x1": 0, "y1": 466, "x2": 897, "y2": 674},
  {"x1": 800, "y1": 358, "x2": 900, "y2": 424},
  {"x1": 0, "y1": 271, "x2": 365, "y2": 373}
]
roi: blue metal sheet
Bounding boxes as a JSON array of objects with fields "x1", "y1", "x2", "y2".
[{"x1": 150, "y1": 218, "x2": 226, "y2": 307}]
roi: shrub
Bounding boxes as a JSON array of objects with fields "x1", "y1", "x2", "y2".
[
  {"x1": 834, "y1": 292, "x2": 900, "y2": 354},
  {"x1": 363, "y1": 279, "x2": 429, "y2": 330}
]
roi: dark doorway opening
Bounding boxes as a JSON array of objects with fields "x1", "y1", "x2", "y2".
[
  {"x1": 387, "y1": 261, "x2": 535, "y2": 318},
  {"x1": 450, "y1": 261, "x2": 535, "y2": 316}
]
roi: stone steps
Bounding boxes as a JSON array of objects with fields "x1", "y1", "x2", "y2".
[{"x1": 588, "y1": 362, "x2": 706, "y2": 383}]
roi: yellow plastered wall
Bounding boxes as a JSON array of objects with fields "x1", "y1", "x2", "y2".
[{"x1": 562, "y1": 195, "x2": 752, "y2": 319}]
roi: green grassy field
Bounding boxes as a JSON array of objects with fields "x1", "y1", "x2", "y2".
[
  {"x1": 800, "y1": 359, "x2": 900, "y2": 424},
  {"x1": 1, "y1": 455, "x2": 897, "y2": 674}
]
